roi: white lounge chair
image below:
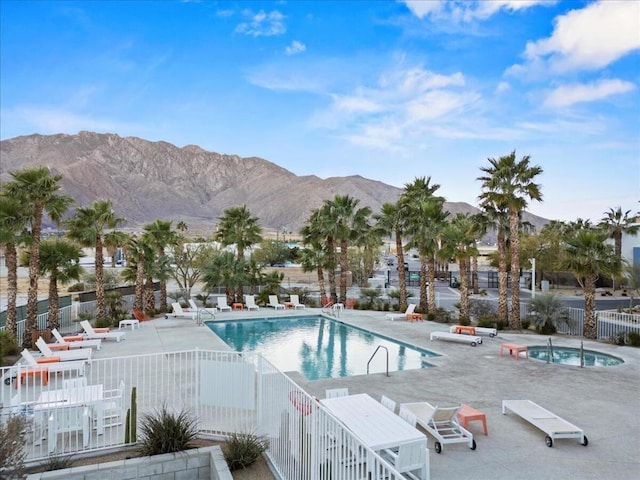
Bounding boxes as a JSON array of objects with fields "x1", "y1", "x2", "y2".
[
  {"x1": 216, "y1": 297, "x2": 232, "y2": 312},
  {"x1": 36, "y1": 337, "x2": 93, "y2": 363},
  {"x1": 449, "y1": 325, "x2": 498, "y2": 337},
  {"x1": 188, "y1": 299, "x2": 216, "y2": 315},
  {"x1": 502, "y1": 400, "x2": 588, "y2": 447},
  {"x1": 430, "y1": 331, "x2": 482, "y2": 346},
  {"x1": 244, "y1": 295, "x2": 259, "y2": 311},
  {"x1": 165, "y1": 302, "x2": 198, "y2": 320},
  {"x1": 385, "y1": 303, "x2": 417, "y2": 321},
  {"x1": 21, "y1": 349, "x2": 87, "y2": 376},
  {"x1": 289, "y1": 294, "x2": 306, "y2": 309},
  {"x1": 269, "y1": 295, "x2": 285, "y2": 310},
  {"x1": 80, "y1": 320, "x2": 126, "y2": 342},
  {"x1": 51, "y1": 328, "x2": 102, "y2": 350},
  {"x1": 402, "y1": 402, "x2": 476, "y2": 453}
]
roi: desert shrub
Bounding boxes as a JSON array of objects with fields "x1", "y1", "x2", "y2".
[
  {"x1": 477, "y1": 317, "x2": 506, "y2": 330},
  {"x1": 468, "y1": 299, "x2": 498, "y2": 320},
  {"x1": 0, "y1": 415, "x2": 30, "y2": 478},
  {"x1": 458, "y1": 316, "x2": 471, "y2": 326},
  {"x1": 521, "y1": 319, "x2": 531, "y2": 330},
  {"x1": 609, "y1": 332, "x2": 626, "y2": 346},
  {"x1": 0, "y1": 331, "x2": 20, "y2": 366},
  {"x1": 67, "y1": 282, "x2": 85, "y2": 292},
  {"x1": 430, "y1": 308, "x2": 453, "y2": 324},
  {"x1": 223, "y1": 432, "x2": 269, "y2": 471},
  {"x1": 628, "y1": 332, "x2": 640, "y2": 347},
  {"x1": 41, "y1": 454, "x2": 74, "y2": 471},
  {"x1": 137, "y1": 405, "x2": 198, "y2": 456}
]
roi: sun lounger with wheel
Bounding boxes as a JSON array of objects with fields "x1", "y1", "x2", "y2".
[
  {"x1": 80, "y1": 320, "x2": 126, "y2": 342},
  {"x1": 165, "y1": 302, "x2": 198, "y2": 320},
  {"x1": 502, "y1": 400, "x2": 588, "y2": 447},
  {"x1": 36, "y1": 337, "x2": 93, "y2": 363},
  {"x1": 51, "y1": 328, "x2": 102, "y2": 350},
  {"x1": 430, "y1": 331, "x2": 482, "y2": 346},
  {"x1": 449, "y1": 325, "x2": 497, "y2": 337},
  {"x1": 401, "y1": 401, "x2": 476, "y2": 453},
  {"x1": 21, "y1": 349, "x2": 87, "y2": 377},
  {"x1": 385, "y1": 303, "x2": 416, "y2": 321}
]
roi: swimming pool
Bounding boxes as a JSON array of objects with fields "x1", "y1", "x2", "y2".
[
  {"x1": 528, "y1": 346, "x2": 624, "y2": 366},
  {"x1": 206, "y1": 316, "x2": 440, "y2": 380}
]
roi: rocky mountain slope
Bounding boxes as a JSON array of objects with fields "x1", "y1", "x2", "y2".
[{"x1": 0, "y1": 131, "x2": 548, "y2": 236}]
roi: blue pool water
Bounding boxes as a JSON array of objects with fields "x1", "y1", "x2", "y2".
[
  {"x1": 528, "y1": 346, "x2": 624, "y2": 366},
  {"x1": 206, "y1": 316, "x2": 440, "y2": 380}
]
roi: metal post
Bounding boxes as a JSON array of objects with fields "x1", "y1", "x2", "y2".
[{"x1": 530, "y1": 257, "x2": 536, "y2": 299}]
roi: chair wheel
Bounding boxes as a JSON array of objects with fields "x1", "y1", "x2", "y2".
[
  {"x1": 582, "y1": 436, "x2": 588, "y2": 446},
  {"x1": 545, "y1": 435, "x2": 553, "y2": 447},
  {"x1": 470, "y1": 342, "x2": 477, "y2": 347},
  {"x1": 4, "y1": 377, "x2": 11, "y2": 386},
  {"x1": 164, "y1": 315, "x2": 168, "y2": 319},
  {"x1": 434, "y1": 442, "x2": 442, "y2": 454},
  {"x1": 471, "y1": 439, "x2": 477, "y2": 450}
]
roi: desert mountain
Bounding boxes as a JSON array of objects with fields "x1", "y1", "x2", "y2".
[{"x1": 0, "y1": 131, "x2": 548, "y2": 236}]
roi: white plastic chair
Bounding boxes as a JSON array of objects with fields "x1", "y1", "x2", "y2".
[
  {"x1": 95, "y1": 379, "x2": 125, "y2": 431},
  {"x1": 289, "y1": 294, "x2": 306, "y2": 309},
  {"x1": 325, "y1": 388, "x2": 349, "y2": 399},
  {"x1": 269, "y1": 295, "x2": 285, "y2": 310},
  {"x1": 381, "y1": 439, "x2": 428, "y2": 480},
  {"x1": 244, "y1": 295, "x2": 260, "y2": 311},
  {"x1": 48, "y1": 405, "x2": 91, "y2": 453},
  {"x1": 399, "y1": 404, "x2": 418, "y2": 427},
  {"x1": 381, "y1": 395, "x2": 397, "y2": 413}
]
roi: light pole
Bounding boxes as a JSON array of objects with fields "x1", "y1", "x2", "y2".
[{"x1": 530, "y1": 257, "x2": 536, "y2": 299}]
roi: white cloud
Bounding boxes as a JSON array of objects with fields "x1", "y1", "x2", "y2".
[
  {"x1": 510, "y1": 1, "x2": 640, "y2": 75},
  {"x1": 400, "y1": 0, "x2": 550, "y2": 22},
  {"x1": 285, "y1": 40, "x2": 306, "y2": 56},
  {"x1": 235, "y1": 10, "x2": 285, "y2": 37},
  {"x1": 495, "y1": 81, "x2": 510, "y2": 93},
  {"x1": 3, "y1": 106, "x2": 133, "y2": 135},
  {"x1": 543, "y1": 79, "x2": 636, "y2": 108}
]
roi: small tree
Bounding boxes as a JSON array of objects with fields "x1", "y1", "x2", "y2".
[{"x1": 527, "y1": 293, "x2": 571, "y2": 335}]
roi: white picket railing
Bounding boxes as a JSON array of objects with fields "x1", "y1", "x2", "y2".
[{"x1": 1, "y1": 349, "x2": 412, "y2": 480}]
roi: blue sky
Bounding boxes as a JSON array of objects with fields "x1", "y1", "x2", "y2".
[{"x1": 1, "y1": 0, "x2": 639, "y2": 223}]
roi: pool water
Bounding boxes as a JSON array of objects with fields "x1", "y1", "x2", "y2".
[
  {"x1": 206, "y1": 316, "x2": 440, "y2": 380},
  {"x1": 528, "y1": 346, "x2": 624, "y2": 366}
]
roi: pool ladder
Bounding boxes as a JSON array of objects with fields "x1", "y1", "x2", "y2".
[
  {"x1": 367, "y1": 345, "x2": 390, "y2": 377},
  {"x1": 546, "y1": 337, "x2": 554, "y2": 364}
]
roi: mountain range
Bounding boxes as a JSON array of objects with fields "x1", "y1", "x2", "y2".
[{"x1": 0, "y1": 131, "x2": 548, "y2": 237}]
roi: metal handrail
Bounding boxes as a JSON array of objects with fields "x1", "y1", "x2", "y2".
[
  {"x1": 547, "y1": 337, "x2": 554, "y2": 364},
  {"x1": 367, "y1": 345, "x2": 389, "y2": 376}
]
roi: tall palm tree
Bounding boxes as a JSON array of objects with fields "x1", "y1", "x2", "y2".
[
  {"x1": 121, "y1": 235, "x2": 149, "y2": 312},
  {"x1": 201, "y1": 251, "x2": 247, "y2": 303},
  {"x1": 330, "y1": 195, "x2": 372, "y2": 303},
  {"x1": 215, "y1": 205, "x2": 262, "y2": 302},
  {"x1": 440, "y1": 213, "x2": 478, "y2": 320},
  {"x1": 66, "y1": 200, "x2": 125, "y2": 321},
  {"x1": 143, "y1": 220, "x2": 179, "y2": 311},
  {"x1": 34, "y1": 239, "x2": 84, "y2": 330},
  {"x1": 478, "y1": 151, "x2": 543, "y2": 328},
  {"x1": 374, "y1": 202, "x2": 409, "y2": 312},
  {"x1": 478, "y1": 202, "x2": 510, "y2": 324},
  {"x1": 300, "y1": 208, "x2": 331, "y2": 302},
  {"x1": 0, "y1": 195, "x2": 30, "y2": 337},
  {"x1": 564, "y1": 228, "x2": 622, "y2": 339},
  {"x1": 104, "y1": 230, "x2": 128, "y2": 268},
  {"x1": 4, "y1": 167, "x2": 73, "y2": 347},
  {"x1": 599, "y1": 207, "x2": 639, "y2": 290}
]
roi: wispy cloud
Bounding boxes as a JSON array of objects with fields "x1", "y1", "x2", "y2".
[
  {"x1": 508, "y1": 1, "x2": 640, "y2": 76},
  {"x1": 543, "y1": 79, "x2": 636, "y2": 108},
  {"x1": 285, "y1": 40, "x2": 306, "y2": 56},
  {"x1": 400, "y1": 0, "x2": 551, "y2": 22},
  {"x1": 235, "y1": 10, "x2": 285, "y2": 37}
]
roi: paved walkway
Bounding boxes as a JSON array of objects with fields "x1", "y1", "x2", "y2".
[{"x1": 93, "y1": 308, "x2": 640, "y2": 480}]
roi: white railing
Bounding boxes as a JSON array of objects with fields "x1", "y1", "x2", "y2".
[
  {"x1": 1, "y1": 349, "x2": 415, "y2": 480},
  {"x1": 597, "y1": 311, "x2": 640, "y2": 340}
]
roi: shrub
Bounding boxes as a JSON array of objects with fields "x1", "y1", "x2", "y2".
[
  {"x1": 41, "y1": 454, "x2": 74, "y2": 471},
  {"x1": 628, "y1": 332, "x2": 640, "y2": 347},
  {"x1": 477, "y1": 317, "x2": 506, "y2": 330},
  {"x1": 0, "y1": 331, "x2": 20, "y2": 366},
  {"x1": 67, "y1": 282, "x2": 85, "y2": 292},
  {"x1": 223, "y1": 432, "x2": 269, "y2": 471},
  {"x1": 137, "y1": 405, "x2": 198, "y2": 456},
  {"x1": 0, "y1": 414, "x2": 30, "y2": 478},
  {"x1": 459, "y1": 316, "x2": 471, "y2": 326},
  {"x1": 521, "y1": 319, "x2": 531, "y2": 330}
]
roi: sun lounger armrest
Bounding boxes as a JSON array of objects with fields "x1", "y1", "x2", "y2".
[{"x1": 35, "y1": 357, "x2": 61, "y2": 364}]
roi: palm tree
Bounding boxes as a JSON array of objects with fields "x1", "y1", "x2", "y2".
[
  {"x1": 104, "y1": 230, "x2": 128, "y2": 268},
  {"x1": 0, "y1": 195, "x2": 30, "y2": 337},
  {"x1": 201, "y1": 251, "x2": 247, "y2": 303},
  {"x1": 34, "y1": 239, "x2": 84, "y2": 330},
  {"x1": 4, "y1": 167, "x2": 73, "y2": 347},
  {"x1": 300, "y1": 208, "x2": 331, "y2": 302},
  {"x1": 330, "y1": 195, "x2": 372, "y2": 303},
  {"x1": 440, "y1": 213, "x2": 478, "y2": 320},
  {"x1": 374, "y1": 202, "x2": 409, "y2": 312},
  {"x1": 527, "y1": 293, "x2": 570, "y2": 335},
  {"x1": 478, "y1": 151, "x2": 543, "y2": 328},
  {"x1": 176, "y1": 221, "x2": 188, "y2": 233},
  {"x1": 564, "y1": 228, "x2": 622, "y2": 339},
  {"x1": 143, "y1": 220, "x2": 179, "y2": 311},
  {"x1": 121, "y1": 235, "x2": 149, "y2": 312},
  {"x1": 215, "y1": 205, "x2": 262, "y2": 302},
  {"x1": 599, "y1": 207, "x2": 639, "y2": 290},
  {"x1": 66, "y1": 200, "x2": 125, "y2": 321}
]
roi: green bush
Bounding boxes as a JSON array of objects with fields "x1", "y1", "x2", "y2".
[
  {"x1": 459, "y1": 316, "x2": 471, "y2": 326},
  {"x1": 0, "y1": 331, "x2": 20, "y2": 366},
  {"x1": 628, "y1": 332, "x2": 640, "y2": 347},
  {"x1": 223, "y1": 432, "x2": 269, "y2": 471},
  {"x1": 477, "y1": 317, "x2": 506, "y2": 330},
  {"x1": 521, "y1": 319, "x2": 531, "y2": 330},
  {"x1": 41, "y1": 454, "x2": 74, "y2": 471},
  {"x1": 137, "y1": 405, "x2": 198, "y2": 456}
]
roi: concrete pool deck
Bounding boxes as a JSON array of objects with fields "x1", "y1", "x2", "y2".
[{"x1": 92, "y1": 308, "x2": 640, "y2": 480}]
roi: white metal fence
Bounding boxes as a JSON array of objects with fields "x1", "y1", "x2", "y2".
[{"x1": 1, "y1": 349, "x2": 412, "y2": 480}]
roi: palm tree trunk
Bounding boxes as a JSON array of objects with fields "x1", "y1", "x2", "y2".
[
  {"x1": 472, "y1": 255, "x2": 479, "y2": 294},
  {"x1": 427, "y1": 255, "x2": 437, "y2": 314},
  {"x1": 316, "y1": 266, "x2": 326, "y2": 301},
  {"x1": 47, "y1": 274, "x2": 60, "y2": 330},
  {"x1": 509, "y1": 210, "x2": 521, "y2": 328},
  {"x1": 419, "y1": 256, "x2": 428, "y2": 312},
  {"x1": 497, "y1": 230, "x2": 508, "y2": 324},
  {"x1": 583, "y1": 275, "x2": 597, "y2": 339},
  {"x1": 24, "y1": 203, "x2": 43, "y2": 348},
  {"x1": 327, "y1": 237, "x2": 337, "y2": 303},
  {"x1": 396, "y1": 233, "x2": 407, "y2": 312},
  {"x1": 144, "y1": 276, "x2": 155, "y2": 313},
  {"x1": 134, "y1": 261, "x2": 144, "y2": 312},
  {"x1": 339, "y1": 239, "x2": 348, "y2": 303},
  {"x1": 4, "y1": 243, "x2": 19, "y2": 336},
  {"x1": 459, "y1": 259, "x2": 470, "y2": 319},
  {"x1": 95, "y1": 236, "x2": 106, "y2": 321}
]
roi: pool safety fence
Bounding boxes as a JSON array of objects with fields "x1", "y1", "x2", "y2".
[{"x1": 1, "y1": 349, "x2": 421, "y2": 480}]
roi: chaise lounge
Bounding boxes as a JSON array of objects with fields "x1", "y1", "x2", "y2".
[{"x1": 430, "y1": 331, "x2": 482, "y2": 346}]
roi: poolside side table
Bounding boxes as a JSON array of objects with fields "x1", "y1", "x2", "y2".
[
  {"x1": 407, "y1": 313, "x2": 423, "y2": 322},
  {"x1": 454, "y1": 325, "x2": 476, "y2": 335},
  {"x1": 119, "y1": 319, "x2": 140, "y2": 330},
  {"x1": 457, "y1": 404, "x2": 488, "y2": 435},
  {"x1": 500, "y1": 343, "x2": 528, "y2": 360},
  {"x1": 232, "y1": 303, "x2": 244, "y2": 311}
]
